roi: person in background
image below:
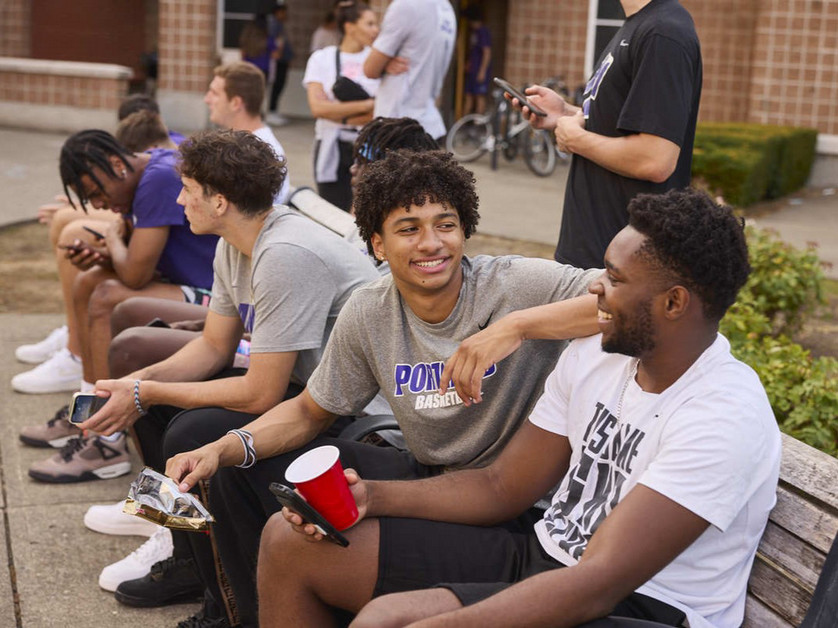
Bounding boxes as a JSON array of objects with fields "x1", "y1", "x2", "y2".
[
  {"x1": 239, "y1": 14, "x2": 273, "y2": 80},
  {"x1": 303, "y1": 0, "x2": 380, "y2": 211},
  {"x1": 115, "y1": 110, "x2": 178, "y2": 153},
  {"x1": 363, "y1": 0, "x2": 456, "y2": 142},
  {"x1": 266, "y1": 0, "x2": 294, "y2": 126},
  {"x1": 309, "y1": 7, "x2": 340, "y2": 53},
  {"x1": 462, "y1": 6, "x2": 492, "y2": 115}
]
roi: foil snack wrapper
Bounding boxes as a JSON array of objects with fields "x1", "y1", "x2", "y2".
[{"x1": 123, "y1": 467, "x2": 214, "y2": 532}]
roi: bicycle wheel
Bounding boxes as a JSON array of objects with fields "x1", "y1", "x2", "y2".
[
  {"x1": 523, "y1": 128, "x2": 557, "y2": 177},
  {"x1": 446, "y1": 114, "x2": 492, "y2": 163}
]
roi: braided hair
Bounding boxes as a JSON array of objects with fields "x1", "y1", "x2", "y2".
[
  {"x1": 353, "y1": 117, "x2": 438, "y2": 166},
  {"x1": 59, "y1": 129, "x2": 135, "y2": 210}
]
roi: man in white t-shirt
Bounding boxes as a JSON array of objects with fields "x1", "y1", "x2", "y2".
[
  {"x1": 260, "y1": 187, "x2": 782, "y2": 628},
  {"x1": 204, "y1": 61, "x2": 291, "y2": 203},
  {"x1": 363, "y1": 0, "x2": 456, "y2": 140}
]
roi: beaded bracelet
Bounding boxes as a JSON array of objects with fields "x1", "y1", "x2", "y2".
[
  {"x1": 227, "y1": 428, "x2": 256, "y2": 468},
  {"x1": 133, "y1": 379, "x2": 147, "y2": 416}
]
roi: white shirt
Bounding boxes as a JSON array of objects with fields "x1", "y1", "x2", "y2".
[{"x1": 252, "y1": 125, "x2": 291, "y2": 204}]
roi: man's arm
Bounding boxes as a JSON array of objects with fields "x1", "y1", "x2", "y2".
[
  {"x1": 441, "y1": 293, "x2": 599, "y2": 404},
  {"x1": 105, "y1": 223, "x2": 171, "y2": 288},
  {"x1": 408, "y1": 485, "x2": 709, "y2": 628},
  {"x1": 165, "y1": 388, "x2": 337, "y2": 491},
  {"x1": 555, "y1": 113, "x2": 680, "y2": 182},
  {"x1": 363, "y1": 48, "x2": 408, "y2": 79}
]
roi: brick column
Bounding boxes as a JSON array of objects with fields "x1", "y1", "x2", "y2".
[
  {"x1": 0, "y1": 0, "x2": 31, "y2": 57},
  {"x1": 157, "y1": 0, "x2": 217, "y2": 131}
]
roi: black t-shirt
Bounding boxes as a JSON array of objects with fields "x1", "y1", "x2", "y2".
[{"x1": 556, "y1": 0, "x2": 702, "y2": 269}]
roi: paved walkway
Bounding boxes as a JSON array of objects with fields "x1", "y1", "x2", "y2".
[{"x1": 0, "y1": 120, "x2": 836, "y2": 626}]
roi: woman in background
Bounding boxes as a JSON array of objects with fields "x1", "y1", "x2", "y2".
[{"x1": 302, "y1": 1, "x2": 380, "y2": 211}]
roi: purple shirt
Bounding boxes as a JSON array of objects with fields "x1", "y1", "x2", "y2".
[{"x1": 132, "y1": 149, "x2": 218, "y2": 289}]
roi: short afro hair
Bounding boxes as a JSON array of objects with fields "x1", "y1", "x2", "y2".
[
  {"x1": 178, "y1": 129, "x2": 286, "y2": 217},
  {"x1": 628, "y1": 187, "x2": 750, "y2": 321},
  {"x1": 353, "y1": 150, "x2": 480, "y2": 258}
]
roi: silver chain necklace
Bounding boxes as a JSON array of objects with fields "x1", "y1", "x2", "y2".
[{"x1": 615, "y1": 358, "x2": 640, "y2": 424}]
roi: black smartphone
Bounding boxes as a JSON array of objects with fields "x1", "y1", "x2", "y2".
[
  {"x1": 269, "y1": 482, "x2": 350, "y2": 547},
  {"x1": 69, "y1": 392, "x2": 108, "y2": 424},
  {"x1": 493, "y1": 77, "x2": 548, "y2": 117},
  {"x1": 58, "y1": 243, "x2": 84, "y2": 253},
  {"x1": 146, "y1": 317, "x2": 171, "y2": 328},
  {"x1": 83, "y1": 225, "x2": 106, "y2": 240}
]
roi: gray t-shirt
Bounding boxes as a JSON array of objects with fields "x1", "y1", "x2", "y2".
[
  {"x1": 210, "y1": 208, "x2": 379, "y2": 386},
  {"x1": 307, "y1": 255, "x2": 601, "y2": 469},
  {"x1": 371, "y1": 0, "x2": 456, "y2": 138}
]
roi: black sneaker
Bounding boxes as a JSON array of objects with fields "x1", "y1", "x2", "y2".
[
  {"x1": 114, "y1": 556, "x2": 204, "y2": 607},
  {"x1": 177, "y1": 609, "x2": 231, "y2": 628}
]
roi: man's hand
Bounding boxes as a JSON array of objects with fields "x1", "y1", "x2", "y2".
[
  {"x1": 554, "y1": 111, "x2": 587, "y2": 154},
  {"x1": 511, "y1": 85, "x2": 577, "y2": 131},
  {"x1": 440, "y1": 316, "x2": 524, "y2": 406},
  {"x1": 282, "y1": 468, "x2": 369, "y2": 541},
  {"x1": 170, "y1": 319, "x2": 206, "y2": 333},
  {"x1": 80, "y1": 379, "x2": 138, "y2": 435},
  {"x1": 165, "y1": 444, "x2": 223, "y2": 493},
  {"x1": 385, "y1": 56, "x2": 409, "y2": 75},
  {"x1": 65, "y1": 239, "x2": 111, "y2": 270}
]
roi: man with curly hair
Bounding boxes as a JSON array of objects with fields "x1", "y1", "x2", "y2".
[
  {"x1": 166, "y1": 149, "x2": 601, "y2": 625},
  {"x1": 263, "y1": 187, "x2": 781, "y2": 628},
  {"x1": 80, "y1": 129, "x2": 378, "y2": 624}
]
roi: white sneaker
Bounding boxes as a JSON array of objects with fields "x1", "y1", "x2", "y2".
[
  {"x1": 11, "y1": 347, "x2": 82, "y2": 394},
  {"x1": 84, "y1": 500, "x2": 160, "y2": 537},
  {"x1": 266, "y1": 112, "x2": 289, "y2": 126},
  {"x1": 98, "y1": 526, "x2": 173, "y2": 592},
  {"x1": 15, "y1": 325, "x2": 69, "y2": 364}
]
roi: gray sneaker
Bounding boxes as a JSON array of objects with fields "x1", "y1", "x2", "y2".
[
  {"x1": 28, "y1": 433, "x2": 131, "y2": 483},
  {"x1": 19, "y1": 405, "x2": 81, "y2": 448}
]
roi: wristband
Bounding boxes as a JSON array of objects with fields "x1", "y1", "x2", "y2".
[
  {"x1": 133, "y1": 379, "x2": 147, "y2": 416},
  {"x1": 228, "y1": 429, "x2": 256, "y2": 468}
]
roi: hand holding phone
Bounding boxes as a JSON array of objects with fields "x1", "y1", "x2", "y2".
[
  {"x1": 69, "y1": 392, "x2": 108, "y2": 424},
  {"x1": 493, "y1": 77, "x2": 547, "y2": 117},
  {"x1": 269, "y1": 482, "x2": 350, "y2": 547}
]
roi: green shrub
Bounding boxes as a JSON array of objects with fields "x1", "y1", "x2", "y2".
[
  {"x1": 720, "y1": 227, "x2": 837, "y2": 456},
  {"x1": 691, "y1": 123, "x2": 818, "y2": 206}
]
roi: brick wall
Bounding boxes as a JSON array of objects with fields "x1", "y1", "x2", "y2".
[
  {"x1": 747, "y1": 0, "x2": 838, "y2": 135},
  {"x1": 158, "y1": 0, "x2": 217, "y2": 93},
  {"x1": 0, "y1": 0, "x2": 31, "y2": 58},
  {"x1": 0, "y1": 72, "x2": 127, "y2": 110}
]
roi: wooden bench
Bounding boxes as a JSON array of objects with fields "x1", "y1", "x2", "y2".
[{"x1": 744, "y1": 432, "x2": 838, "y2": 626}]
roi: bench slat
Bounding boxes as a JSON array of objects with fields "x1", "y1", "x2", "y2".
[
  {"x1": 754, "y1": 521, "x2": 825, "y2": 593},
  {"x1": 779, "y1": 433, "x2": 838, "y2": 511},
  {"x1": 769, "y1": 484, "x2": 838, "y2": 554},
  {"x1": 748, "y1": 553, "x2": 813, "y2": 625},
  {"x1": 743, "y1": 594, "x2": 793, "y2": 628}
]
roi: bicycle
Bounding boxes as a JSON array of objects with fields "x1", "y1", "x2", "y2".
[{"x1": 446, "y1": 85, "x2": 557, "y2": 177}]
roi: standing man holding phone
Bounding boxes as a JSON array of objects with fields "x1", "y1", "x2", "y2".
[
  {"x1": 363, "y1": 0, "x2": 456, "y2": 142},
  {"x1": 517, "y1": 0, "x2": 702, "y2": 270}
]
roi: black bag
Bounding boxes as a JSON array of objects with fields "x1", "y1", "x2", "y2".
[{"x1": 332, "y1": 47, "x2": 371, "y2": 102}]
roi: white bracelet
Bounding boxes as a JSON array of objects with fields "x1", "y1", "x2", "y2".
[
  {"x1": 133, "y1": 379, "x2": 147, "y2": 416},
  {"x1": 228, "y1": 429, "x2": 256, "y2": 468}
]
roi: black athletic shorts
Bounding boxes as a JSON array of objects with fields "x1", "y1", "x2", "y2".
[{"x1": 374, "y1": 516, "x2": 686, "y2": 626}]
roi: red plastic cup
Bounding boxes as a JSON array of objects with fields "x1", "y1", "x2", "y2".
[{"x1": 285, "y1": 445, "x2": 358, "y2": 531}]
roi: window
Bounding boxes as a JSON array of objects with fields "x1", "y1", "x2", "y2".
[
  {"x1": 584, "y1": 0, "x2": 625, "y2": 79},
  {"x1": 218, "y1": 0, "x2": 269, "y2": 52}
]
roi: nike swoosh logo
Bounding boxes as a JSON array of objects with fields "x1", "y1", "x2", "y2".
[
  {"x1": 620, "y1": 39, "x2": 629, "y2": 47},
  {"x1": 477, "y1": 311, "x2": 494, "y2": 330}
]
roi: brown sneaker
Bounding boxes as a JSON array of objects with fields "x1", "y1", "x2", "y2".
[
  {"x1": 19, "y1": 405, "x2": 81, "y2": 448},
  {"x1": 28, "y1": 433, "x2": 131, "y2": 483}
]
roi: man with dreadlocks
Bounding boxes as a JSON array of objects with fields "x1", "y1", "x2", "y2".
[
  {"x1": 21, "y1": 130, "x2": 219, "y2": 488},
  {"x1": 164, "y1": 150, "x2": 601, "y2": 626}
]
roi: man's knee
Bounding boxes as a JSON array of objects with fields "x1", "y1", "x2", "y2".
[
  {"x1": 108, "y1": 327, "x2": 147, "y2": 378},
  {"x1": 89, "y1": 278, "x2": 130, "y2": 320},
  {"x1": 259, "y1": 511, "x2": 299, "y2": 566},
  {"x1": 351, "y1": 596, "x2": 403, "y2": 628}
]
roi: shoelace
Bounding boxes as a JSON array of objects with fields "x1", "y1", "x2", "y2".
[
  {"x1": 46, "y1": 405, "x2": 70, "y2": 428},
  {"x1": 59, "y1": 436, "x2": 87, "y2": 461}
]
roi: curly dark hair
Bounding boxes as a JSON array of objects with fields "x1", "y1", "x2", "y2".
[
  {"x1": 353, "y1": 117, "x2": 438, "y2": 166},
  {"x1": 628, "y1": 188, "x2": 750, "y2": 321},
  {"x1": 178, "y1": 129, "x2": 287, "y2": 217},
  {"x1": 60, "y1": 129, "x2": 135, "y2": 210},
  {"x1": 353, "y1": 150, "x2": 480, "y2": 258}
]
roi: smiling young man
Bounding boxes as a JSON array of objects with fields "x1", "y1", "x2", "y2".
[
  {"x1": 164, "y1": 149, "x2": 600, "y2": 626},
  {"x1": 79, "y1": 128, "x2": 378, "y2": 623},
  {"x1": 261, "y1": 187, "x2": 781, "y2": 628}
]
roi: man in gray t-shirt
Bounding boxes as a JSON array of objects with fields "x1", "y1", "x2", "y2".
[
  {"x1": 166, "y1": 150, "x2": 600, "y2": 625},
  {"x1": 364, "y1": 0, "x2": 456, "y2": 139}
]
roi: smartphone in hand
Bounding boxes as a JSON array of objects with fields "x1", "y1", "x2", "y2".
[
  {"x1": 493, "y1": 77, "x2": 548, "y2": 117},
  {"x1": 269, "y1": 482, "x2": 350, "y2": 547},
  {"x1": 69, "y1": 392, "x2": 107, "y2": 424}
]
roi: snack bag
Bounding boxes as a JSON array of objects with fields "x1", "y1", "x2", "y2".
[{"x1": 123, "y1": 467, "x2": 214, "y2": 532}]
